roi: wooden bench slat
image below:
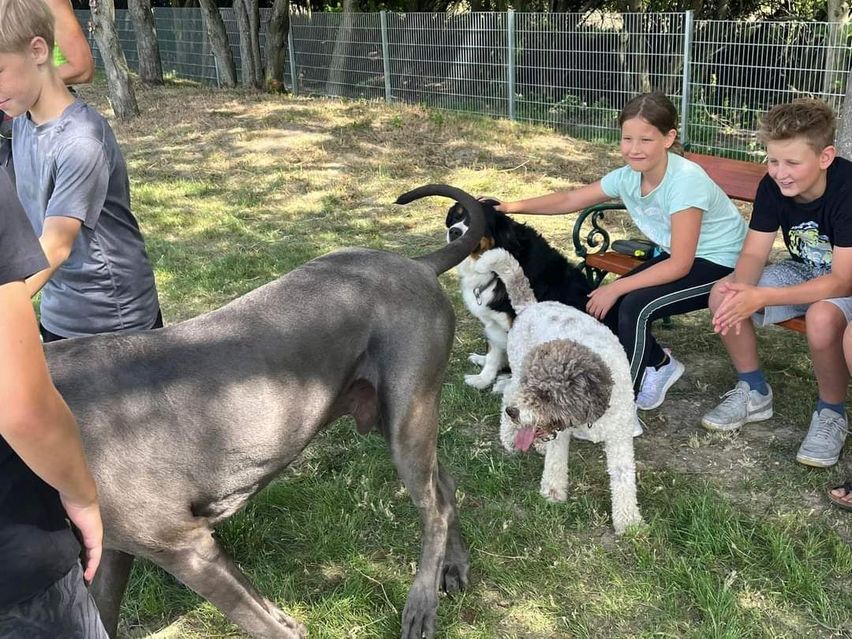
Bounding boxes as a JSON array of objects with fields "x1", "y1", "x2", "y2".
[
  {"x1": 586, "y1": 252, "x2": 638, "y2": 276},
  {"x1": 776, "y1": 316, "x2": 806, "y2": 333},
  {"x1": 684, "y1": 152, "x2": 766, "y2": 203}
]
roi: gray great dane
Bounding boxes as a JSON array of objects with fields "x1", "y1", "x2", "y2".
[{"x1": 44, "y1": 185, "x2": 484, "y2": 639}]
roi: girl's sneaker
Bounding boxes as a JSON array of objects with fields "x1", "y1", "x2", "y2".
[{"x1": 636, "y1": 350, "x2": 684, "y2": 411}]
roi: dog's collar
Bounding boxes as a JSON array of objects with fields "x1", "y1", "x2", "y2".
[{"x1": 474, "y1": 273, "x2": 498, "y2": 305}]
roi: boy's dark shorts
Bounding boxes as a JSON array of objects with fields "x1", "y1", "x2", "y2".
[{"x1": 0, "y1": 562, "x2": 108, "y2": 639}]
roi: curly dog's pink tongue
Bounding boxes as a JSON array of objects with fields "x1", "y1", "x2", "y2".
[{"x1": 514, "y1": 426, "x2": 537, "y2": 452}]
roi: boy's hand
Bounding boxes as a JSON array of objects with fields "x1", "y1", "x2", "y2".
[
  {"x1": 712, "y1": 283, "x2": 765, "y2": 333},
  {"x1": 60, "y1": 494, "x2": 103, "y2": 584}
]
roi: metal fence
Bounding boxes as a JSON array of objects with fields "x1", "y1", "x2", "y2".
[{"x1": 76, "y1": 9, "x2": 852, "y2": 159}]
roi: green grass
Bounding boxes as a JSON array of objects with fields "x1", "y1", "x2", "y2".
[{"x1": 75, "y1": 79, "x2": 852, "y2": 638}]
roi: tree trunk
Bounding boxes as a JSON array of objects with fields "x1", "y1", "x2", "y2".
[
  {"x1": 837, "y1": 67, "x2": 852, "y2": 159},
  {"x1": 326, "y1": 0, "x2": 354, "y2": 96},
  {"x1": 89, "y1": 0, "x2": 139, "y2": 119},
  {"x1": 198, "y1": 0, "x2": 237, "y2": 88},
  {"x1": 618, "y1": 1, "x2": 650, "y2": 96},
  {"x1": 264, "y1": 0, "x2": 290, "y2": 92},
  {"x1": 127, "y1": 0, "x2": 163, "y2": 85},
  {"x1": 233, "y1": 0, "x2": 261, "y2": 88},
  {"x1": 823, "y1": 0, "x2": 850, "y2": 97},
  {"x1": 246, "y1": 0, "x2": 263, "y2": 87}
]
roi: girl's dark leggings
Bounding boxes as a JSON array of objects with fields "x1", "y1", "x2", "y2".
[{"x1": 601, "y1": 252, "x2": 733, "y2": 395}]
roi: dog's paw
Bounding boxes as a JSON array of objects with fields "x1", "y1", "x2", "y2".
[
  {"x1": 491, "y1": 374, "x2": 512, "y2": 394},
  {"x1": 467, "y1": 352, "x2": 487, "y2": 367},
  {"x1": 464, "y1": 373, "x2": 494, "y2": 389},
  {"x1": 264, "y1": 598, "x2": 307, "y2": 638},
  {"x1": 540, "y1": 482, "x2": 568, "y2": 502}
]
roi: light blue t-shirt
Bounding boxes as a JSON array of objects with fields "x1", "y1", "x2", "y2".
[{"x1": 600, "y1": 152, "x2": 747, "y2": 268}]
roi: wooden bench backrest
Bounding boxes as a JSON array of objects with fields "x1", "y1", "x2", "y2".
[{"x1": 684, "y1": 152, "x2": 766, "y2": 203}]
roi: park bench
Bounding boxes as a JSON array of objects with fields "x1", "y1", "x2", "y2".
[{"x1": 571, "y1": 152, "x2": 806, "y2": 334}]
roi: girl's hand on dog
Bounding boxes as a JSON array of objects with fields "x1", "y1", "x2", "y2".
[{"x1": 586, "y1": 282, "x2": 622, "y2": 320}]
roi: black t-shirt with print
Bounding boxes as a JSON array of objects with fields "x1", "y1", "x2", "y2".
[
  {"x1": 0, "y1": 169, "x2": 80, "y2": 608},
  {"x1": 749, "y1": 156, "x2": 852, "y2": 275}
]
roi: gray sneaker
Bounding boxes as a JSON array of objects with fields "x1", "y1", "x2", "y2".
[
  {"x1": 796, "y1": 409, "x2": 849, "y2": 468},
  {"x1": 701, "y1": 381, "x2": 773, "y2": 432}
]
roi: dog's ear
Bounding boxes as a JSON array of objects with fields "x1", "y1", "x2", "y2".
[{"x1": 445, "y1": 202, "x2": 465, "y2": 228}]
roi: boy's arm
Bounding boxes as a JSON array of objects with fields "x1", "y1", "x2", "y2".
[
  {"x1": 714, "y1": 244, "x2": 852, "y2": 330},
  {"x1": 760, "y1": 246, "x2": 852, "y2": 306},
  {"x1": 25, "y1": 215, "x2": 83, "y2": 297},
  {"x1": 730, "y1": 229, "x2": 776, "y2": 284},
  {"x1": 45, "y1": 0, "x2": 94, "y2": 85},
  {"x1": 0, "y1": 278, "x2": 102, "y2": 582}
]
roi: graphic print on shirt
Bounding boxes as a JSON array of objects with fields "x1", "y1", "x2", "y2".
[{"x1": 789, "y1": 221, "x2": 832, "y2": 274}]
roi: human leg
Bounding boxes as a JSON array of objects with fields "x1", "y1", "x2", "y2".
[
  {"x1": 605, "y1": 256, "x2": 730, "y2": 401},
  {"x1": 797, "y1": 298, "x2": 851, "y2": 468},
  {"x1": 0, "y1": 563, "x2": 108, "y2": 639}
]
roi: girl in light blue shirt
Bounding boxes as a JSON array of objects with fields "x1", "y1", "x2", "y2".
[{"x1": 498, "y1": 92, "x2": 747, "y2": 415}]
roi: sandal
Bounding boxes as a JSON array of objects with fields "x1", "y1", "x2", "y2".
[{"x1": 827, "y1": 480, "x2": 852, "y2": 511}]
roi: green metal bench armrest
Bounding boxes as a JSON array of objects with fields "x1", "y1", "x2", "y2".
[{"x1": 571, "y1": 201, "x2": 626, "y2": 259}]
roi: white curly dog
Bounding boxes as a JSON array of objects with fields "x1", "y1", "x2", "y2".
[{"x1": 474, "y1": 248, "x2": 642, "y2": 534}]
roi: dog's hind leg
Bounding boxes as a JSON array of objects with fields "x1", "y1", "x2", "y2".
[
  {"x1": 143, "y1": 527, "x2": 307, "y2": 639},
  {"x1": 386, "y1": 388, "x2": 468, "y2": 639},
  {"x1": 603, "y1": 433, "x2": 642, "y2": 534},
  {"x1": 90, "y1": 549, "x2": 135, "y2": 638},
  {"x1": 540, "y1": 430, "x2": 571, "y2": 502},
  {"x1": 436, "y1": 464, "x2": 470, "y2": 594}
]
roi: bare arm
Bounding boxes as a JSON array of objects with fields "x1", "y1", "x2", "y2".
[
  {"x1": 25, "y1": 215, "x2": 82, "y2": 297},
  {"x1": 613, "y1": 207, "x2": 703, "y2": 294},
  {"x1": 46, "y1": 0, "x2": 94, "y2": 85},
  {"x1": 731, "y1": 229, "x2": 776, "y2": 285},
  {"x1": 585, "y1": 207, "x2": 704, "y2": 319},
  {"x1": 713, "y1": 238, "x2": 852, "y2": 331},
  {"x1": 497, "y1": 181, "x2": 612, "y2": 216},
  {"x1": 0, "y1": 279, "x2": 102, "y2": 581},
  {"x1": 761, "y1": 246, "x2": 852, "y2": 306}
]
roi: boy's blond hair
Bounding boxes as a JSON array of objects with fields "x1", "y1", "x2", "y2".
[
  {"x1": 757, "y1": 98, "x2": 836, "y2": 153},
  {"x1": 0, "y1": 0, "x2": 54, "y2": 54}
]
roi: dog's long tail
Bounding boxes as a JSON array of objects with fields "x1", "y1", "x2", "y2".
[
  {"x1": 473, "y1": 248, "x2": 538, "y2": 314},
  {"x1": 395, "y1": 184, "x2": 485, "y2": 275}
]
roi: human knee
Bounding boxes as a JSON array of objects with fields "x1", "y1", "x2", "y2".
[
  {"x1": 708, "y1": 276, "x2": 733, "y2": 313},
  {"x1": 843, "y1": 324, "x2": 852, "y2": 370},
  {"x1": 806, "y1": 302, "x2": 846, "y2": 349}
]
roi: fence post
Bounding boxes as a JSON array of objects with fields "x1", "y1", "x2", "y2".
[
  {"x1": 380, "y1": 10, "x2": 392, "y2": 103},
  {"x1": 680, "y1": 10, "x2": 693, "y2": 147},
  {"x1": 507, "y1": 9, "x2": 516, "y2": 121},
  {"x1": 288, "y1": 20, "x2": 298, "y2": 96}
]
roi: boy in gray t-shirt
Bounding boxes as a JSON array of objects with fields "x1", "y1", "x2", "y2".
[{"x1": 2, "y1": 0, "x2": 159, "y2": 339}]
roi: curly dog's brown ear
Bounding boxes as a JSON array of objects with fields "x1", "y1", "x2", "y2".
[{"x1": 519, "y1": 339, "x2": 613, "y2": 427}]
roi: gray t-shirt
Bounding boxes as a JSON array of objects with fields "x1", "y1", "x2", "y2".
[{"x1": 12, "y1": 98, "x2": 159, "y2": 337}]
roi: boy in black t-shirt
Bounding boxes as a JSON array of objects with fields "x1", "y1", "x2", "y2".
[
  {"x1": 700, "y1": 99, "x2": 852, "y2": 469},
  {"x1": 0, "y1": 167, "x2": 107, "y2": 634}
]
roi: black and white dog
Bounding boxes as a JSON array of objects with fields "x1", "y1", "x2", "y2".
[{"x1": 446, "y1": 199, "x2": 591, "y2": 392}]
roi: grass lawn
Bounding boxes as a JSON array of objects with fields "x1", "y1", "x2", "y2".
[{"x1": 77, "y1": 79, "x2": 851, "y2": 639}]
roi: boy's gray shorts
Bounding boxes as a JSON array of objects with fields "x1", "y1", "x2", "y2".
[
  {"x1": 0, "y1": 563, "x2": 108, "y2": 639},
  {"x1": 752, "y1": 259, "x2": 852, "y2": 326}
]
